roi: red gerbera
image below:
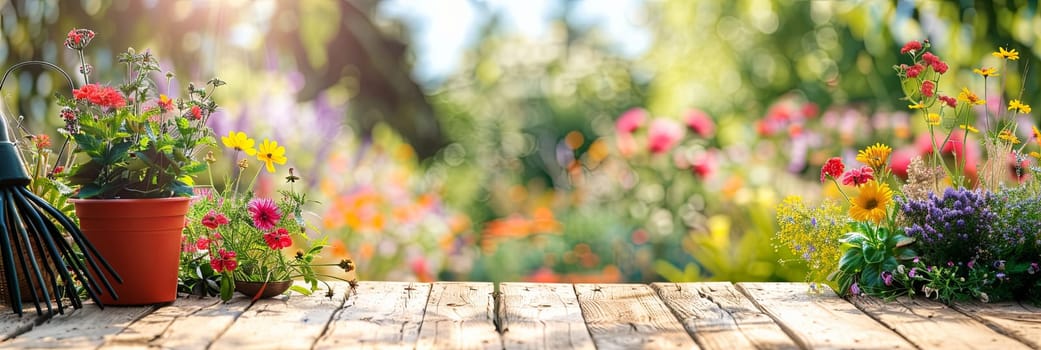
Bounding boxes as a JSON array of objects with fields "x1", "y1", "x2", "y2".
[
  {"x1": 72, "y1": 83, "x2": 126, "y2": 108},
  {"x1": 262, "y1": 228, "x2": 293, "y2": 250},
  {"x1": 820, "y1": 157, "x2": 845, "y2": 183},
  {"x1": 247, "y1": 198, "x2": 282, "y2": 231}
]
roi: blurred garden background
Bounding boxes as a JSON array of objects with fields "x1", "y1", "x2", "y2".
[{"x1": 1, "y1": 0, "x2": 1039, "y2": 283}]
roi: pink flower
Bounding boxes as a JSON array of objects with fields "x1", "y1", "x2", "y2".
[
  {"x1": 201, "y1": 210, "x2": 229, "y2": 230},
  {"x1": 210, "y1": 248, "x2": 238, "y2": 273},
  {"x1": 931, "y1": 60, "x2": 948, "y2": 74},
  {"x1": 247, "y1": 198, "x2": 282, "y2": 231},
  {"x1": 195, "y1": 237, "x2": 211, "y2": 251},
  {"x1": 691, "y1": 151, "x2": 717, "y2": 178},
  {"x1": 647, "y1": 118, "x2": 684, "y2": 154},
  {"x1": 841, "y1": 166, "x2": 875, "y2": 186},
  {"x1": 905, "y1": 64, "x2": 924, "y2": 78},
  {"x1": 615, "y1": 108, "x2": 647, "y2": 134},
  {"x1": 262, "y1": 228, "x2": 293, "y2": 250},
  {"x1": 900, "y1": 40, "x2": 922, "y2": 54},
  {"x1": 922, "y1": 52, "x2": 940, "y2": 65},
  {"x1": 683, "y1": 109, "x2": 715, "y2": 138},
  {"x1": 820, "y1": 157, "x2": 844, "y2": 183}
]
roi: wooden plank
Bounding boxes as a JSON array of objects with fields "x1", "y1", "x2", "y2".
[
  {"x1": 952, "y1": 300, "x2": 1041, "y2": 348},
  {"x1": 737, "y1": 282, "x2": 914, "y2": 349},
  {"x1": 0, "y1": 306, "x2": 51, "y2": 341},
  {"x1": 209, "y1": 281, "x2": 345, "y2": 349},
  {"x1": 416, "y1": 282, "x2": 500, "y2": 350},
  {"x1": 97, "y1": 294, "x2": 253, "y2": 350},
  {"x1": 652, "y1": 282, "x2": 797, "y2": 350},
  {"x1": 314, "y1": 281, "x2": 430, "y2": 350},
  {"x1": 0, "y1": 304, "x2": 153, "y2": 349},
  {"x1": 575, "y1": 283, "x2": 697, "y2": 349},
  {"x1": 499, "y1": 283, "x2": 594, "y2": 349},
  {"x1": 848, "y1": 295, "x2": 1030, "y2": 349}
]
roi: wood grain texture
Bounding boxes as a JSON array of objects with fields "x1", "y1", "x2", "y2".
[
  {"x1": 209, "y1": 282, "x2": 345, "y2": 349},
  {"x1": 652, "y1": 282, "x2": 797, "y2": 350},
  {"x1": 0, "y1": 304, "x2": 152, "y2": 349},
  {"x1": 98, "y1": 296, "x2": 221, "y2": 349},
  {"x1": 575, "y1": 284, "x2": 697, "y2": 349},
  {"x1": 738, "y1": 282, "x2": 914, "y2": 349},
  {"x1": 849, "y1": 295, "x2": 1029, "y2": 350},
  {"x1": 499, "y1": 283, "x2": 594, "y2": 350},
  {"x1": 952, "y1": 300, "x2": 1041, "y2": 348},
  {"x1": 416, "y1": 282, "x2": 500, "y2": 350},
  {"x1": 314, "y1": 281, "x2": 430, "y2": 350},
  {"x1": 0, "y1": 306, "x2": 51, "y2": 341}
]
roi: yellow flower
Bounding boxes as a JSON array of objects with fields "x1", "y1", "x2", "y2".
[
  {"x1": 221, "y1": 131, "x2": 257, "y2": 156},
  {"x1": 849, "y1": 180, "x2": 892, "y2": 223},
  {"x1": 926, "y1": 113, "x2": 941, "y2": 126},
  {"x1": 1008, "y1": 99, "x2": 1032, "y2": 114},
  {"x1": 998, "y1": 130, "x2": 1021, "y2": 145},
  {"x1": 973, "y1": 67, "x2": 999, "y2": 77},
  {"x1": 959, "y1": 124, "x2": 979, "y2": 133},
  {"x1": 908, "y1": 102, "x2": 926, "y2": 110},
  {"x1": 957, "y1": 88, "x2": 985, "y2": 105},
  {"x1": 1033, "y1": 125, "x2": 1041, "y2": 143},
  {"x1": 1030, "y1": 151, "x2": 1041, "y2": 160},
  {"x1": 856, "y1": 143, "x2": 892, "y2": 169},
  {"x1": 257, "y1": 138, "x2": 287, "y2": 173},
  {"x1": 992, "y1": 47, "x2": 1019, "y2": 61}
]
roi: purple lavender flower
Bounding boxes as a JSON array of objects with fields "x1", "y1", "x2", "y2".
[{"x1": 899, "y1": 188, "x2": 995, "y2": 265}]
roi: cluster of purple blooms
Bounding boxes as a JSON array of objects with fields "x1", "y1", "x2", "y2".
[{"x1": 899, "y1": 188, "x2": 995, "y2": 265}]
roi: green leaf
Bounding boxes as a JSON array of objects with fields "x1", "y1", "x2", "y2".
[
  {"x1": 220, "y1": 276, "x2": 234, "y2": 301},
  {"x1": 838, "y1": 249, "x2": 864, "y2": 273},
  {"x1": 290, "y1": 285, "x2": 312, "y2": 296},
  {"x1": 863, "y1": 244, "x2": 884, "y2": 264},
  {"x1": 839, "y1": 232, "x2": 867, "y2": 247}
]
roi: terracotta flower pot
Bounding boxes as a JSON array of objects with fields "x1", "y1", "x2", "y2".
[
  {"x1": 235, "y1": 280, "x2": 292, "y2": 299},
  {"x1": 72, "y1": 197, "x2": 190, "y2": 305}
]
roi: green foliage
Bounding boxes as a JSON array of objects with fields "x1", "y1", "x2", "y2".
[{"x1": 832, "y1": 222, "x2": 916, "y2": 296}]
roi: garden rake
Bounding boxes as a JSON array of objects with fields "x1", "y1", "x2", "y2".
[{"x1": 0, "y1": 61, "x2": 120, "y2": 317}]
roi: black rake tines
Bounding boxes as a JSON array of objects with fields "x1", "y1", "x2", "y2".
[{"x1": 0, "y1": 62, "x2": 121, "y2": 316}]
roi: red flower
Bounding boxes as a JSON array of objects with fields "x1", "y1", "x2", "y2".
[
  {"x1": 820, "y1": 157, "x2": 845, "y2": 183},
  {"x1": 841, "y1": 166, "x2": 875, "y2": 186},
  {"x1": 921, "y1": 80, "x2": 935, "y2": 98},
  {"x1": 647, "y1": 118, "x2": 684, "y2": 154},
  {"x1": 247, "y1": 198, "x2": 282, "y2": 231},
  {"x1": 691, "y1": 151, "x2": 717, "y2": 178},
  {"x1": 262, "y1": 228, "x2": 293, "y2": 250},
  {"x1": 195, "y1": 237, "x2": 211, "y2": 251},
  {"x1": 900, "y1": 41, "x2": 922, "y2": 54},
  {"x1": 210, "y1": 248, "x2": 238, "y2": 273},
  {"x1": 189, "y1": 105, "x2": 203, "y2": 120},
  {"x1": 72, "y1": 83, "x2": 126, "y2": 108},
  {"x1": 157, "y1": 95, "x2": 174, "y2": 112},
  {"x1": 922, "y1": 52, "x2": 939, "y2": 65},
  {"x1": 939, "y1": 95, "x2": 957, "y2": 108},
  {"x1": 201, "y1": 210, "x2": 229, "y2": 230},
  {"x1": 931, "y1": 60, "x2": 948, "y2": 74},
  {"x1": 905, "y1": 64, "x2": 924, "y2": 78},
  {"x1": 33, "y1": 134, "x2": 51, "y2": 149},
  {"x1": 64, "y1": 28, "x2": 95, "y2": 50},
  {"x1": 50, "y1": 166, "x2": 64, "y2": 176}
]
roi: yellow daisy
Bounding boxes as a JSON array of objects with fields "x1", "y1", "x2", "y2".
[
  {"x1": 1033, "y1": 125, "x2": 1041, "y2": 144},
  {"x1": 926, "y1": 113, "x2": 941, "y2": 126},
  {"x1": 908, "y1": 102, "x2": 926, "y2": 110},
  {"x1": 1030, "y1": 151, "x2": 1041, "y2": 160},
  {"x1": 959, "y1": 124, "x2": 979, "y2": 133},
  {"x1": 849, "y1": 180, "x2": 892, "y2": 223},
  {"x1": 257, "y1": 138, "x2": 287, "y2": 173},
  {"x1": 998, "y1": 130, "x2": 1021, "y2": 145},
  {"x1": 992, "y1": 47, "x2": 1019, "y2": 61},
  {"x1": 958, "y1": 88, "x2": 986, "y2": 105},
  {"x1": 973, "y1": 67, "x2": 999, "y2": 77},
  {"x1": 1008, "y1": 100, "x2": 1032, "y2": 114},
  {"x1": 221, "y1": 131, "x2": 257, "y2": 156},
  {"x1": 856, "y1": 143, "x2": 892, "y2": 169}
]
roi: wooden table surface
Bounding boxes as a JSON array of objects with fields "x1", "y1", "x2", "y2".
[{"x1": 1, "y1": 281, "x2": 1038, "y2": 349}]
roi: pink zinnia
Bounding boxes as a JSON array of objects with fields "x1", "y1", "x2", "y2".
[
  {"x1": 615, "y1": 108, "x2": 647, "y2": 134},
  {"x1": 262, "y1": 228, "x2": 293, "y2": 250},
  {"x1": 683, "y1": 109, "x2": 715, "y2": 138},
  {"x1": 647, "y1": 118, "x2": 684, "y2": 154},
  {"x1": 201, "y1": 210, "x2": 229, "y2": 230},
  {"x1": 820, "y1": 157, "x2": 845, "y2": 183},
  {"x1": 247, "y1": 198, "x2": 282, "y2": 231},
  {"x1": 841, "y1": 166, "x2": 875, "y2": 186}
]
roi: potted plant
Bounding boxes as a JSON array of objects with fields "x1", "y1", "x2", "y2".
[
  {"x1": 179, "y1": 132, "x2": 355, "y2": 301},
  {"x1": 55, "y1": 28, "x2": 218, "y2": 305}
]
